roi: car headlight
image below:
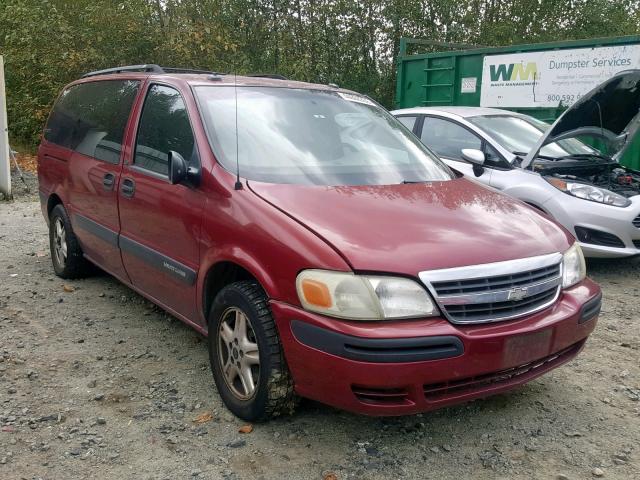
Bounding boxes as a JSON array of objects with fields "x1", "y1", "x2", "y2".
[
  {"x1": 296, "y1": 270, "x2": 438, "y2": 320},
  {"x1": 561, "y1": 243, "x2": 586, "y2": 288},
  {"x1": 546, "y1": 177, "x2": 631, "y2": 207}
]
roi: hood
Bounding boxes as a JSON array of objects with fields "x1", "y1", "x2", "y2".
[
  {"x1": 248, "y1": 178, "x2": 573, "y2": 276},
  {"x1": 523, "y1": 69, "x2": 640, "y2": 168}
]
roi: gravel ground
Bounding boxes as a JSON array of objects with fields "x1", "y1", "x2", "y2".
[{"x1": 1, "y1": 175, "x2": 639, "y2": 480}]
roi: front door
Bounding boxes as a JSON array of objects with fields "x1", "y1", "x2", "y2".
[
  {"x1": 118, "y1": 83, "x2": 204, "y2": 322},
  {"x1": 418, "y1": 115, "x2": 493, "y2": 184}
]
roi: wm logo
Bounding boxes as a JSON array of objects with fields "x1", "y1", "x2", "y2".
[{"x1": 490, "y1": 62, "x2": 537, "y2": 81}]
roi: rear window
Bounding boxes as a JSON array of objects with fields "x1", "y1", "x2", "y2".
[{"x1": 44, "y1": 80, "x2": 140, "y2": 164}]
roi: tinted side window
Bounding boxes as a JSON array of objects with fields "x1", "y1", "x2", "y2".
[
  {"x1": 421, "y1": 117, "x2": 481, "y2": 160},
  {"x1": 396, "y1": 116, "x2": 417, "y2": 131},
  {"x1": 134, "y1": 85, "x2": 195, "y2": 176},
  {"x1": 44, "y1": 80, "x2": 139, "y2": 164}
]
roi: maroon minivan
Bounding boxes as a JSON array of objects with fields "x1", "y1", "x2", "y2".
[{"x1": 38, "y1": 65, "x2": 601, "y2": 421}]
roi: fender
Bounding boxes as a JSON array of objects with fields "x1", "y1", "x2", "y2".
[
  {"x1": 196, "y1": 186, "x2": 351, "y2": 326},
  {"x1": 197, "y1": 249, "x2": 277, "y2": 324},
  {"x1": 37, "y1": 138, "x2": 76, "y2": 222},
  {"x1": 39, "y1": 183, "x2": 69, "y2": 225}
]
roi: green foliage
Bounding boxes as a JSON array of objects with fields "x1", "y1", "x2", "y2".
[{"x1": 0, "y1": 0, "x2": 638, "y2": 147}]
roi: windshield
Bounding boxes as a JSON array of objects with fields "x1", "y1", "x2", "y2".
[
  {"x1": 468, "y1": 115, "x2": 597, "y2": 159},
  {"x1": 195, "y1": 86, "x2": 453, "y2": 185}
]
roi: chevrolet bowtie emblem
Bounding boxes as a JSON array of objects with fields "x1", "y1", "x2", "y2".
[{"x1": 507, "y1": 287, "x2": 529, "y2": 301}]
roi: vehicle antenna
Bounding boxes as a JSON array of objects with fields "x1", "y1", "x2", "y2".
[{"x1": 233, "y1": 61, "x2": 242, "y2": 191}]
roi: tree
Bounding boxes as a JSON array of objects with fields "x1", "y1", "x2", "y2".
[{"x1": 1, "y1": 0, "x2": 638, "y2": 148}]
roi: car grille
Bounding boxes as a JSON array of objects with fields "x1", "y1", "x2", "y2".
[
  {"x1": 443, "y1": 287, "x2": 559, "y2": 323},
  {"x1": 423, "y1": 341, "x2": 584, "y2": 401},
  {"x1": 633, "y1": 214, "x2": 640, "y2": 228},
  {"x1": 351, "y1": 386, "x2": 411, "y2": 406},
  {"x1": 419, "y1": 253, "x2": 563, "y2": 324},
  {"x1": 633, "y1": 239, "x2": 640, "y2": 249},
  {"x1": 431, "y1": 264, "x2": 559, "y2": 295}
]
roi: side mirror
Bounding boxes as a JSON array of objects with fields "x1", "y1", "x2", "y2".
[
  {"x1": 461, "y1": 148, "x2": 486, "y2": 177},
  {"x1": 461, "y1": 148, "x2": 485, "y2": 166},
  {"x1": 168, "y1": 150, "x2": 187, "y2": 185}
]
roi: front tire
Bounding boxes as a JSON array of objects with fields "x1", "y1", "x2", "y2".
[
  {"x1": 208, "y1": 281, "x2": 297, "y2": 421},
  {"x1": 49, "y1": 204, "x2": 91, "y2": 279}
]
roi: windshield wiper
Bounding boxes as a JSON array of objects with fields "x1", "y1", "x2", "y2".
[
  {"x1": 513, "y1": 151, "x2": 558, "y2": 161},
  {"x1": 401, "y1": 179, "x2": 429, "y2": 184},
  {"x1": 558, "y1": 153, "x2": 612, "y2": 161}
]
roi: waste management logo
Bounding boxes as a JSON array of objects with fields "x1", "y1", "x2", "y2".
[{"x1": 489, "y1": 62, "x2": 537, "y2": 82}]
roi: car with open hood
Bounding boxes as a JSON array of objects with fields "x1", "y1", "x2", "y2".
[
  {"x1": 393, "y1": 70, "x2": 640, "y2": 258},
  {"x1": 37, "y1": 65, "x2": 600, "y2": 421}
]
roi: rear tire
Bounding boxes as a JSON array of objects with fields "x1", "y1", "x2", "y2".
[
  {"x1": 208, "y1": 281, "x2": 297, "y2": 421},
  {"x1": 49, "y1": 204, "x2": 91, "y2": 279}
]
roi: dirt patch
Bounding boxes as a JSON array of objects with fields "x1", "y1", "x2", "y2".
[{"x1": 1, "y1": 200, "x2": 639, "y2": 479}]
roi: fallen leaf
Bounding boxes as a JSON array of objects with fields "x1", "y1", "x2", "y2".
[
  {"x1": 63, "y1": 284, "x2": 75, "y2": 293},
  {"x1": 1, "y1": 426, "x2": 15, "y2": 433},
  {"x1": 238, "y1": 424, "x2": 253, "y2": 434},
  {"x1": 14, "y1": 152, "x2": 38, "y2": 174},
  {"x1": 323, "y1": 473, "x2": 338, "y2": 480},
  {"x1": 193, "y1": 412, "x2": 213, "y2": 424}
]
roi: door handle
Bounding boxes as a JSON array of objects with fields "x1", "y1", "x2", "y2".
[
  {"x1": 103, "y1": 173, "x2": 115, "y2": 191},
  {"x1": 121, "y1": 178, "x2": 135, "y2": 198}
]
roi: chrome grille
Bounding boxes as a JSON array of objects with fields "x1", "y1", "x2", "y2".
[
  {"x1": 443, "y1": 287, "x2": 558, "y2": 323},
  {"x1": 432, "y1": 264, "x2": 559, "y2": 295},
  {"x1": 419, "y1": 253, "x2": 563, "y2": 325},
  {"x1": 634, "y1": 214, "x2": 640, "y2": 228}
]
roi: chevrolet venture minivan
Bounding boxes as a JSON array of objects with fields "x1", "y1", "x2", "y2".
[{"x1": 38, "y1": 65, "x2": 602, "y2": 421}]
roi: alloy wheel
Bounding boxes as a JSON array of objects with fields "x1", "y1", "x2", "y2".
[
  {"x1": 53, "y1": 217, "x2": 68, "y2": 267},
  {"x1": 218, "y1": 307, "x2": 260, "y2": 400}
]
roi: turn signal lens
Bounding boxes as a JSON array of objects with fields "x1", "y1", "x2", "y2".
[
  {"x1": 300, "y1": 279, "x2": 332, "y2": 308},
  {"x1": 546, "y1": 177, "x2": 567, "y2": 190}
]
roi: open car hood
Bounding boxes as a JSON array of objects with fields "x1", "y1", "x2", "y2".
[{"x1": 522, "y1": 70, "x2": 640, "y2": 169}]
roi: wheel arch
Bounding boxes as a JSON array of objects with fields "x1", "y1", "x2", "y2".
[
  {"x1": 200, "y1": 258, "x2": 275, "y2": 324},
  {"x1": 46, "y1": 193, "x2": 63, "y2": 218}
]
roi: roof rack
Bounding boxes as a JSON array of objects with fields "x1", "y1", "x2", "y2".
[
  {"x1": 82, "y1": 64, "x2": 223, "y2": 78},
  {"x1": 162, "y1": 67, "x2": 224, "y2": 75},
  {"x1": 247, "y1": 73, "x2": 288, "y2": 80}
]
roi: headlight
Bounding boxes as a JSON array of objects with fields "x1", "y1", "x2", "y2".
[
  {"x1": 296, "y1": 270, "x2": 438, "y2": 320},
  {"x1": 546, "y1": 177, "x2": 631, "y2": 208},
  {"x1": 561, "y1": 243, "x2": 586, "y2": 288}
]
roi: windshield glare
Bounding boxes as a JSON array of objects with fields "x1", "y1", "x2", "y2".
[
  {"x1": 195, "y1": 86, "x2": 453, "y2": 185},
  {"x1": 468, "y1": 115, "x2": 597, "y2": 159}
]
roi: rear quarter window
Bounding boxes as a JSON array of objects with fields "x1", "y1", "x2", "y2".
[{"x1": 44, "y1": 80, "x2": 140, "y2": 164}]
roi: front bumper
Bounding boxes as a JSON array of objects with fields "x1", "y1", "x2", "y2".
[
  {"x1": 543, "y1": 192, "x2": 640, "y2": 258},
  {"x1": 271, "y1": 278, "x2": 600, "y2": 416}
]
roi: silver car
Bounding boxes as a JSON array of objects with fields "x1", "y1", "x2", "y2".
[{"x1": 392, "y1": 70, "x2": 640, "y2": 258}]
